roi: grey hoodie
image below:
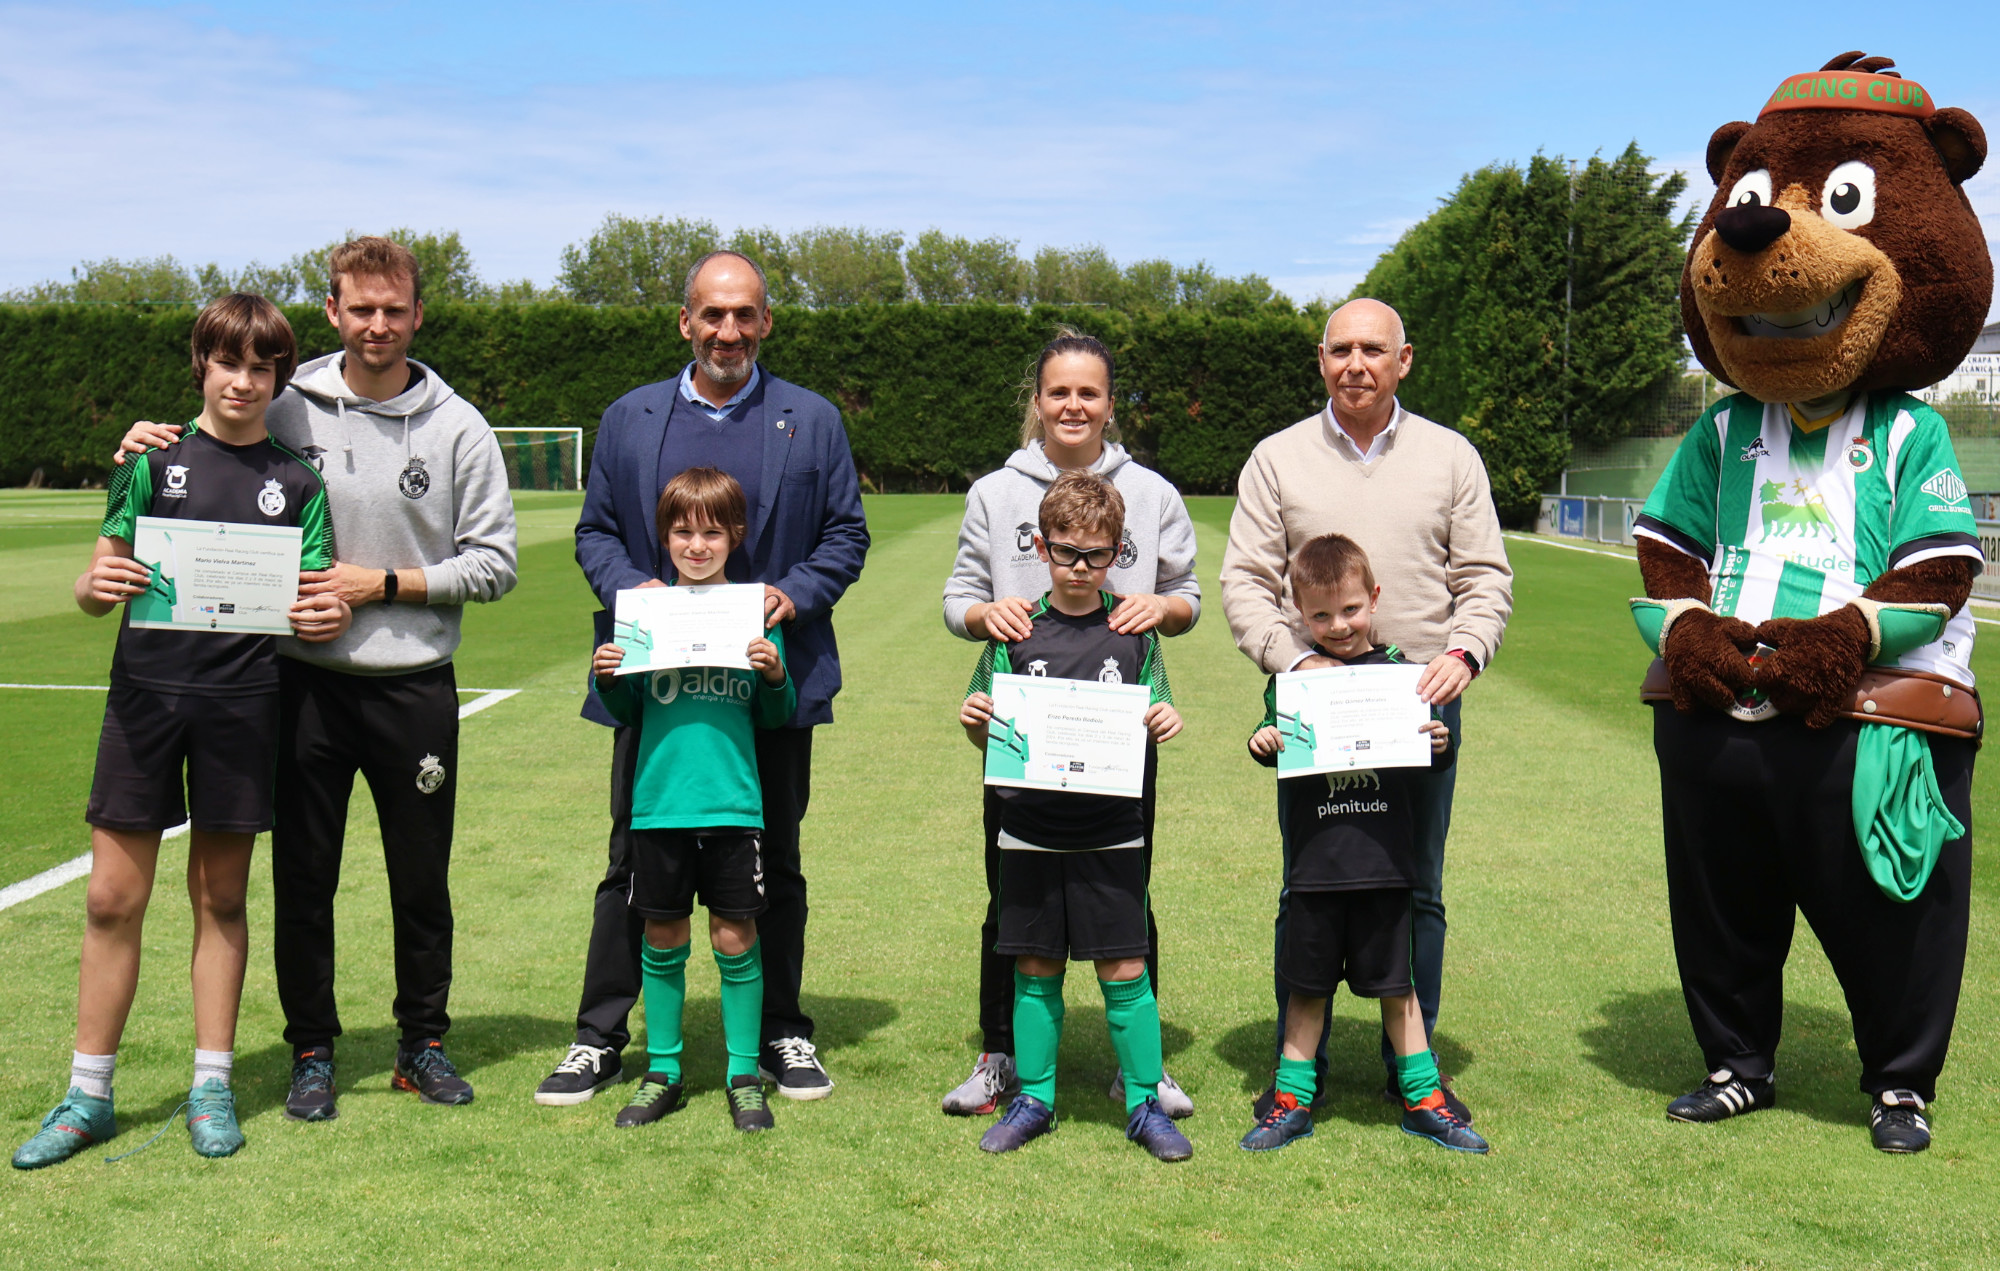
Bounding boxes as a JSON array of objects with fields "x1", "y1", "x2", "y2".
[
  {"x1": 942, "y1": 441, "x2": 1200, "y2": 640},
  {"x1": 268, "y1": 351, "x2": 518, "y2": 675}
]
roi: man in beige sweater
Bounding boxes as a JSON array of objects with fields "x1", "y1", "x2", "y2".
[{"x1": 1222, "y1": 298, "x2": 1512, "y2": 1119}]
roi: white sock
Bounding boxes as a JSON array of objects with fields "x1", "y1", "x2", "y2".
[
  {"x1": 193, "y1": 1049, "x2": 233, "y2": 1090},
  {"x1": 71, "y1": 1051, "x2": 116, "y2": 1100}
]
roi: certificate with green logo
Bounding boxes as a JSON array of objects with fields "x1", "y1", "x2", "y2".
[
  {"x1": 127, "y1": 516, "x2": 303, "y2": 635},
  {"x1": 611, "y1": 583, "x2": 765, "y2": 674},
  {"x1": 1274, "y1": 664, "x2": 1429, "y2": 775},
  {"x1": 983, "y1": 672, "x2": 1150, "y2": 798}
]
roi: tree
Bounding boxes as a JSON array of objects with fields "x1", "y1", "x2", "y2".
[
  {"x1": 1029, "y1": 245, "x2": 1124, "y2": 306},
  {"x1": 787, "y1": 226, "x2": 907, "y2": 305},
  {"x1": 1355, "y1": 143, "x2": 1693, "y2": 520},
  {"x1": 906, "y1": 230, "x2": 1027, "y2": 304},
  {"x1": 557, "y1": 215, "x2": 720, "y2": 306}
]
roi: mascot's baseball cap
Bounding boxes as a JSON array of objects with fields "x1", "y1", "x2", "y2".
[{"x1": 1760, "y1": 65, "x2": 1933, "y2": 120}]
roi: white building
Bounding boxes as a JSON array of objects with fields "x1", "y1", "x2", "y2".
[{"x1": 1918, "y1": 319, "x2": 2000, "y2": 404}]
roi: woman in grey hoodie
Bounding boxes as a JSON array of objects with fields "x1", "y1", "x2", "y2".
[{"x1": 939, "y1": 329, "x2": 1201, "y2": 1120}]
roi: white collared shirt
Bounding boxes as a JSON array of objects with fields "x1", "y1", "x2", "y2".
[
  {"x1": 678, "y1": 363, "x2": 761, "y2": 421},
  {"x1": 1326, "y1": 399, "x2": 1401, "y2": 464}
]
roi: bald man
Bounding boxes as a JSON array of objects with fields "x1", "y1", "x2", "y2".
[{"x1": 1221, "y1": 298, "x2": 1513, "y2": 1121}]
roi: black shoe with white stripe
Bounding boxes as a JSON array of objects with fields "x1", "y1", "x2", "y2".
[
  {"x1": 758, "y1": 1037, "x2": 834, "y2": 1101},
  {"x1": 534, "y1": 1044, "x2": 623, "y2": 1106},
  {"x1": 1666, "y1": 1069, "x2": 1775, "y2": 1122},
  {"x1": 1870, "y1": 1090, "x2": 1931, "y2": 1153}
]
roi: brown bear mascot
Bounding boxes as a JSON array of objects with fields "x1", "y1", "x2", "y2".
[{"x1": 1631, "y1": 51, "x2": 1989, "y2": 1153}]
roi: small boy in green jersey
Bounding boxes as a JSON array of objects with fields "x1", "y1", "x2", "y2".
[
  {"x1": 1237, "y1": 534, "x2": 1484, "y2": 1154},
  {"x1": 14, "y1": 295, "x2": 349, "y2": 1171},
  {"x1": 590, "y1": 467, "x2": 795, "y2": 1133},
  {"x1": 958, "y1": 472, "x2": 1190, "y2": 1161}
]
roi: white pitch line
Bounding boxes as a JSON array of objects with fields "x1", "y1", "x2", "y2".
[
  {"x1": 0, "y1": 683, "x2": 108, "y2": 691},
  {"x1": 0, "y1": 687, "x2": 521, "y2": 913},
  {"x1": 1502, "y1": 532, "x2": 1636, "y2": 562}
]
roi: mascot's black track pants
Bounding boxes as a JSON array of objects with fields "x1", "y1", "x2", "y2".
[
  {"x1": 274, "y1": 659, "x2": 460, "y2": 1050},
  {"x1": 1653, "y1": 705, "x2": 1972, "y2": 1102}
]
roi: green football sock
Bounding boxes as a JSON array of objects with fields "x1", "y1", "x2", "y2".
[
  {"x1": 640, "y1": 940, "x2": 691, "y2": 1083},
  {"x1": 1013, "y1": 969, "x2": 1066, "y2": 1107},
  {"x1": 1394, "y1": 1048, "x2": 1443, "y2": 1107},
  {"x1": 1276, "y1": 1055, "x2": 1317, "y2": 1103},
  {"x1": 1099, "y1": 971, "x2": 1163, "y2": 1114},
  {"x1": 713, "y1": 943, "x2": 764, "y2": 1082}
]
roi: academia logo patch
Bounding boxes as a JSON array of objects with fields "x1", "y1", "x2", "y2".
[
  {"x1": 257, "y1": 479, "x2": 287, "y2": 517},
  {"x1": 164, "y1": 464, "x2": 190, "y2": 497},
  {"x1": 415, "y1": 753, "x2": 447, "y2": 794},
  {"x1": 1921, "y1": 470, "x2": 1967, "y2": 505}
]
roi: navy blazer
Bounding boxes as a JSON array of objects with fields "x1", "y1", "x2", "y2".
[{"x1": 575, "y1": 366, "x2": 870, "y2": 728}]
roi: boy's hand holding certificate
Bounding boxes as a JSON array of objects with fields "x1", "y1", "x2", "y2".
[
  {"x1": 611, "y1": 583, "x2": 766, "y2": 673},
  {"x1": 982, "y1": 672, "x2": 1151, "y2": 798},
  {"x1": 1274, "y1": 663, "x2": 1430, "y2": 775}
]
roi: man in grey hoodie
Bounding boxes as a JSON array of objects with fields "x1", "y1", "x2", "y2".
[{"x1": 121, "y1": 237, "x2": 518, "y2": 1120}]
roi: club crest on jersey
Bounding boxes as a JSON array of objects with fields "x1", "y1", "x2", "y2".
[
  {"x1": 1921, "y1": 470, "x2": 1967, "y2": 505},
  {"x1": 1843, "y1": 437, "x2": 1874, "y2": 473},
  {"x1": 1758, "y1": 479, "x2": 1832, "y2": 542},
  {"x1": 1740, "y1": 437, "x2": 1771, "y2": 462},
  {"x1": 398, "y1": 456, "x2": 430, "y2": 500},
  {"x1": 257, "y1": 479, "x2": 287, "y2": 516},
  {"x1": 164, "y1": 464, "x2": 190, "y2": 495},
  {"x1": 1096, "y1": 657, "x2": 1123, "y2": 684},
  {"x1": 415, "y1": 754, "x2": 447, "y2": 795}
]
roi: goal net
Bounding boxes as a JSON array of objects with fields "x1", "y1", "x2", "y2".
[{"x1": 492, "y1": 428, "x2": 583, "y2": 491}]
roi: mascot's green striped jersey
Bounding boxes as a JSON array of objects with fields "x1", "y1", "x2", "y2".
[{"x1": 1635, "y1": 391, "x2": 1981, "y2": 686}]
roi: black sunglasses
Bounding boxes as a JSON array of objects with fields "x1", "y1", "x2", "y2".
[{"x1": 1046, "y1": 541, "x2": 1117, "y2": 569}]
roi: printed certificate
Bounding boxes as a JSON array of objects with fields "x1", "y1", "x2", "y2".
[
  {"x1": 127, "y1": 516, "x2": 302, "y2": 635},
  {"x1": 1274, "y1": 664, "x2": 1431, "y2": 775},
  {"x1": 983, "y1": 672, "x2": 1151, "y2": 798},
  {"x1": 612, "y1": 583, "x2": 765, "y2": 673}
]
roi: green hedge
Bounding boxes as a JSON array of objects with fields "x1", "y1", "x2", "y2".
[{"x1": 0, "y1": 302, "x2": 1326, "y2": 493}]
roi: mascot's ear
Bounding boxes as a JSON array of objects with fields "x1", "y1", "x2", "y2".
[
  {"x1": 1925, "y1": 107, "x2": 1987, "y2": 185},
  {"x1": 1706, "y1": 121, "x2": 1753, "y2": 184}
]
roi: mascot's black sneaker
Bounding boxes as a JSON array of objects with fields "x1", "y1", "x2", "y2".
[
  {"x1": 1666, "y1": 1069, "x2": 1774, "y2": 1123},
  {"x1": 1870, "y1": 1090, "x2": 1931, "y2": 1154}
]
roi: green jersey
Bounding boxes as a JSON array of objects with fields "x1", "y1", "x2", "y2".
[
  {"x1": 594, "y1": 626, "x2": 798, "y2": 830},
  {"x1": 1635, "y1": 391, "x2": 1980, "y2": 686}
]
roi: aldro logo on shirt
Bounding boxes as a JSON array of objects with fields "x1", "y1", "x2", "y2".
[
  {"x1": 1758, "y1": 479, "x2": 1834, "y2": 543},
  {"x1": 647, "y1": 666, "x2": 753, "y2": 706}
]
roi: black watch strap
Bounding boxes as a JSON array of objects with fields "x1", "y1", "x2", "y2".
[{"x1": 382, "y1": 569, "x2": 398, "y2": 605}]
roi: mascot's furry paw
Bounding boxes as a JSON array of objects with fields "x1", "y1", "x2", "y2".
[
  {"x1": 1661, "y1": 609, "x2": 1760, "y2": 713},
  {"x1": 1753, "y1": 607, "x2": 1871, "y2": 728}
]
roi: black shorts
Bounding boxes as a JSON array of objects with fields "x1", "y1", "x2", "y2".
[
  {"x1": 86, "y1": 684, "x2": 279, "y2": 834},
  {"x1": 1281, "y1": 888, "x2": 1413, "y2": 998},
  {"x1": 996, "y1": 844, "x2": 1149, "y2": 961},
  {"x1": 627, "y1": 828, "x2": 767, "y2": 921}
]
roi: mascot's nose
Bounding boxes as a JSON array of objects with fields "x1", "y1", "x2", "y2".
[{"x1": 1713, "y1": 204, "x2": 1792, "y2": 254}]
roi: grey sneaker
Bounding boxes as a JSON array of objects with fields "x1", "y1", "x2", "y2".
[
  {"x1": 943, "y1": 1052, "x2": 1020, "y2": 1116},
  {"x1": 1108, "y1": 1067, "x2": 1194, "y2": 1119}
]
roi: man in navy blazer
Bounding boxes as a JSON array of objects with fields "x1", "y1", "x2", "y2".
[{"x1": 538, "y1": 251, "x2": 869, "y2": 1108}]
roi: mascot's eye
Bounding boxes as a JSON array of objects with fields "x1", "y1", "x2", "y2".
[
  {"x1": 1726, "y1": 169, "x2": 1773, "y2": 209},
  {"x1": 1820, "y1": 161, "x2": 1876, "y2": 230}
]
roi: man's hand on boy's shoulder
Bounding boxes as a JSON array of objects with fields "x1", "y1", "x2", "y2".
[{"x1": 112, "y1": 419, "x2": 182, "y2": 464}]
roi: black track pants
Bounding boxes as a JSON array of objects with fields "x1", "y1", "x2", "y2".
[
  {"x1": 574, "y1": 725, "x2": 816, "y2": 1052},
  {"x1": 1654, "y1": 706, "x2": 1973, "y2": 1101},
  {"x1": 273, "y1": 659, "x2": 459, "y2": 1050}
]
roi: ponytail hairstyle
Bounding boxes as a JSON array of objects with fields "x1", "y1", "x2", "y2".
[{"x1": 1019, "y1": 325, "x2": 1121, "y2": 449}]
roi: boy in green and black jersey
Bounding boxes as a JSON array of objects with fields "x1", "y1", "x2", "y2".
[
  {"x1": 958, "y1": 472, "x2": 1190, "y2": 1161},
  {"x1": 1237, "y1": 534, "x2": 1484, "y2": 1155},
  {"x1": 590, "y1": 467, "x2": 795, "y2": 1133},
  {"x1": 14, "y1": 295, "x2": 347, "y2": 1171}
]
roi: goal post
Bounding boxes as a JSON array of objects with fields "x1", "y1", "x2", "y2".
[{"x1": 491, "y1": 428, "x2": 583, "y2": 491}]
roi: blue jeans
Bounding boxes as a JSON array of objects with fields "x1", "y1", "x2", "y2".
[{"x1": 1270, "y1": 697, "x2": 1459, "y2": 1084}]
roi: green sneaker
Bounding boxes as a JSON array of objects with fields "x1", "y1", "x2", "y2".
[
  {"x1": 186, "y1": 1079, "x2": 244, "y2": 1158},
  {"x1": 13, "y1": 1089, "x2": 117, "y2": 1169}
]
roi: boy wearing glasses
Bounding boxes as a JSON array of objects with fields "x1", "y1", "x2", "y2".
[{"x1": 957, "y1": 472, "x2": 1189, "y2": 1160}]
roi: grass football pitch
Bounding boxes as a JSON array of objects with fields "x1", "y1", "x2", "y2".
[{"x1": 2, "y1": 488, "x2": 1997, "y2": 1270}]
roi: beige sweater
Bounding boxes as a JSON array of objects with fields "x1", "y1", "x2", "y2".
[{"x1": 1221, "y1": 404, "x2": 1514, "y2": 673}]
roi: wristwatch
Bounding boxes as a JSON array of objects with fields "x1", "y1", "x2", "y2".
[
  {"x1": 1447, "y1": 648, "x2": 1480, "y2": 676},
  {"x1": 382, "y1": 569, "x2": 399, "y2": 605}
]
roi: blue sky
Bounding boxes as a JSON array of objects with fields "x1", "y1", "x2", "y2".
[{"x1": 4, "y1": 1, "x2": 1998, "y2": 308}]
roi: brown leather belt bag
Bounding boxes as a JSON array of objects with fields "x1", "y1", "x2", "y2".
[{"x1": 1639, "y1": 658, "x2": 1983, "y2": 740}]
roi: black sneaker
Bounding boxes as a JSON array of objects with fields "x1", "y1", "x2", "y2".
[
  {"x1": 1382, "y1": 1071, "x2": 1474, "y2": 1125},
  {"x1": 1666, "y1": 1069, "x2": 1774, "y2": 1123},
  {"x1": 1253, "y1": 1082, "x2": 1325, "y2": 1120},
  {"x1": 1870, "y1": 1090, "x2": 1931, "y2": 1153},
  {"x1": 726, "y1": 1074, "x2": 774, "y2": 1132},
  {"x1": 1239, "y1": 1091, "x2": 1314, "y2": 1152},
  {"x1": 534, "y1": 1044, "x2": 623, "y2": 1106},
  {"x1": 286, "y1": 1046, "x2": 337, "y2": 1122},
  {"x1": 757, "y1": 1036, "x2": 833, "y2": 1101},
  {"x1": 979, "y1": 1094, "x2": 1055, "y2": 1153},
  {"x1": 1125, "y1": 1096, "x2": 1194, "y2": 1162},
  {"x1": 1401, "y1": 1092, "x2": 1490, "y2": 1154},
  {"x1": 394, "y1": 1039, "x2": 474, "y2": 1106},
  {"x1": 613, "y1": 1074, "x2": 685, "y2": 1128}
]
